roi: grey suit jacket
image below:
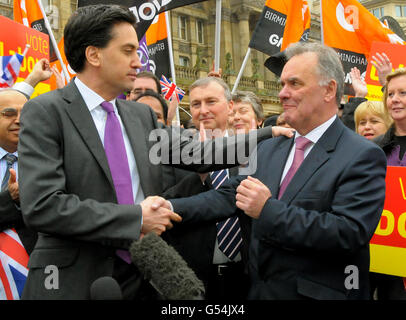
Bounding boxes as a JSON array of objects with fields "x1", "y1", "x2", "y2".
[
  {"x1": 18, "y1": 81, "x2": 274, "y2": 299},
  {"x1": 171, "y1": 118, "x2": 387, "y2": 300}
]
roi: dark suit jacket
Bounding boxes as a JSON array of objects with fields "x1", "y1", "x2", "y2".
[
  {"x1": 163, "y1": 166, "x2": 251, "y2": 290},
  {"x1": 171, "y1": 118, "x2": 387, "y2": 300},
  {"x1": 0, "y1": 190, "x2": 37, "y2": 254},
  {"x1": 18, "y1": 81, "x2": 274, "y2": 299}
]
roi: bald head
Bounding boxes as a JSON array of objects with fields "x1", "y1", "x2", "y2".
[{"x1": 0, "y1": 89, "x2": 27, "y2": 152}]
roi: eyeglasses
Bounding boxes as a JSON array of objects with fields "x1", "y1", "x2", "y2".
[{"x1": 0, "y1": 108, "x2": 19, "y2": 118}]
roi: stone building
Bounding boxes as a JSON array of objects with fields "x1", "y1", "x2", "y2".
[{"x1": 1, "y1": 0, "x2": 405, "y2": 122}]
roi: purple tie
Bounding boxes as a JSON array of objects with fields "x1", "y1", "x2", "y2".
[
  {"x1": 278, "y1": 136, "x2": 312, "y2": 199},
  {"x1": 101, "y1": 101, "x2": 134, "y2": 263}
]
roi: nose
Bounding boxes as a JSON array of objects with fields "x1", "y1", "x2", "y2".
[
  {"x1": 132, "y1": 51, "x2": 142, "y2": 70},
  {"x1": 200, "y1": 102, "x2": 210, "y2": 115},
  {"x1": 278, "y1": 85, "x2": 289, "y2": 101}
]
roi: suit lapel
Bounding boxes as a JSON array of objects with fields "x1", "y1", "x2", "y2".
[
  {"x1": 117, "y1": 101, "x2": 159, "y2": 196},
  {"x1": 62, "y1": 81, "x2": 114, "y2": 188},
  {"x1": 266, "y1": 137, "x2": 294, "y2": 198},
  {"x1": 280, "y1": 118, "x2": 344, "y2": 203}
]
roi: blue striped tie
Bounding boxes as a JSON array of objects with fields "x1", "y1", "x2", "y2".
[
  {"x1": 211, "y1": 169, "x2": 242, "y2": 260},
  {"x1": 1, "y1": 154, "x2": 17, "y2": 191}
]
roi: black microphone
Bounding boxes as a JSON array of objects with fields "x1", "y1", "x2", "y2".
[
  {"x1": 129, "y1": 232, "x2": 205, "y2": 300},
  {"x1": 90, "y1": 276, "x2": 122, "y2": 300}
]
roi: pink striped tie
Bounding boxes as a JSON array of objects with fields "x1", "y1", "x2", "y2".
[{"x1": 278, "y1": 137, "x2": 312, "y2": 199}]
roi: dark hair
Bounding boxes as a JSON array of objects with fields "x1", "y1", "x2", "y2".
[
  {"x1": 135, "y1": 89, "x2": 168, "y2": 122},
  {"x1": 64, "y1": 4, "x2": 137, "y2": 73},
  {"x1": 137, "y1": 71, "x2": 162, "y2": 94}
]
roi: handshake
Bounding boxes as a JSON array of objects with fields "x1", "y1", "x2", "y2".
[
  {"x1": 139, "y1": 174, "x2": 274, "y2": 238},
  {"x1": 139, "y1": 196, "x2": 180, "y2": 237}
]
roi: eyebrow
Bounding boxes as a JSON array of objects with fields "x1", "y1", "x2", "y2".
[{"x1": 122, "y1": 43, "x2": 138, "y2": 50}]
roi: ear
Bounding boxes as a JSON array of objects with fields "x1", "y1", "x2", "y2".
[
  {"x1": 324, "y1": 79, "x2": 337, "y2": 103},
  {"x1": 85, "y1": 46, "x2": 101, "y2": 68},
  {"x1": 227, "y1": 99, "x2": 234, "y2": 115}
]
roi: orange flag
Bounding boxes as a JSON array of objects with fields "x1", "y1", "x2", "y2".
[
  {"x1": 321, "y1": 0, "x2": 405, "y2": 94},
  {"x1": 13, "y1": 0, "x2": 58, "y2": 62},
  {"x1": 249, "y1": 0, "x2": 311, "y2": 56},
  {"x1": 322, "y1": 0, "x2": 405, "y2": 59}
]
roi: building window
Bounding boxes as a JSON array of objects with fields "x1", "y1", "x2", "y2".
[
  {"x1": 179, "y1": 56, "x2": 190, "y2": 67},
  {"x1": 395, "y1": 5, "x2": 406, "y2": 17},
  {"x1": 178, "y1": 16, "x2": 188, "y2": 40},
  {"x1": 196, "y1": 20, "x2": 204, "y2": 44},
  {"x1": 371, "y1": 7, "x2": 384, "y2": 18}
]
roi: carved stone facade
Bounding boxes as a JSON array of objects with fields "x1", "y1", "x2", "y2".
[{"x1": 2, "y1": 0, "x2": 406, "y2": 121}]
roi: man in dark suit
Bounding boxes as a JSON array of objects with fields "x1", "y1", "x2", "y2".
[
  {"x1": 0, "y1": 90, "x2": 38, "y2": 260},
  {"x1": 18, "y1": 5, "x2": 274, "y2": 300},
  {"x1": 167, "y1": 43, "x2": 388, "y2": 300},
  {"x1": 163, "y1": 77, "x2": 260, "y2": 300}
]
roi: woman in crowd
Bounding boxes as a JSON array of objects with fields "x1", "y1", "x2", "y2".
[
  {"x1": 354, "y1": 100, "x2": 392, "y2": 140},
  {"x1": 372, "y1": 68, "x2": 406, "y2": 300},
  {"x1": 231, "y1": 91, "x2": 264, "y2": 134}
]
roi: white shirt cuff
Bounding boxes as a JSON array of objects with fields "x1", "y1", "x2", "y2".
[{"x1": 13, "y1": 81, "x2": 35, "y2": 98}]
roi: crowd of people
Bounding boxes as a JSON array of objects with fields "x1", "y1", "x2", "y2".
[{"x1": 1, "y1": 3, "x2": 405, "y2": 300}]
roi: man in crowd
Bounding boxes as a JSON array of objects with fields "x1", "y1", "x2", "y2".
[
  {"x1": 163, "y1": 77, "x2": 257, "y2": 300},
  {"x1": 166, "y1": 42, "x2": 388, "y2": 299},
  {"x1": 0, "y1": 58, "x2": 59, "y2": 300},
  {"x1": 126, "y1": 71, "x2": 161, "y2": 101}
]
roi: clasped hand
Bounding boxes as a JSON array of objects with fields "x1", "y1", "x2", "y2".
[{"x1": 140, "y1": 196, "x2": 181, "y2": 237}]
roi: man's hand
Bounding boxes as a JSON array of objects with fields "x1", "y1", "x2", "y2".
[
  {"x1": 236, "y1": 176, "x2": 271, "y2": 219},
  {"x1": 8, "y1": 169, "x2": 19, "y2": 203},
  {"x1": 371, "y1": 52, "x2": 393, "y2": 86},
  {"x1": 350, "y1": 67, "x2": 368, "y2": 98},
  {"x1": 272, "y1": 126, "x2": 295, "y2": 138},
  {"x1": 24, "y1": 58, "x2": 53, "y2": 88},
  {"x1": 140, "y1": 196, "x2": 181, "y2": 236},
  {"x1": 51, "y1": 65, "x2": 66, "y2": 89}
]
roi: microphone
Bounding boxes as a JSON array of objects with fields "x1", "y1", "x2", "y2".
[
  {"x1": 90, "y1": 276, "x2": 122, "y2": 300},
  {"x1": 129, "y1": 232, "x2": 205, "y2": 300}
]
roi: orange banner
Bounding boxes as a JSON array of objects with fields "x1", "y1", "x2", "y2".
[
  {"x1": 0, "y1": 15, "x2": 50, "y2": 97},
  {"x1": 370, "y1": 166, "x2": 406, "y2": 277},
  {"x1": 322, "y1": 0, "x2": 405, "y2": 59}
]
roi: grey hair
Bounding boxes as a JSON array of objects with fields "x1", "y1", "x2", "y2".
[
  {"x1": 189, "y1": 77, "x2": 232, "y2": 101},
  {"x1": 285, "y1": 42, "x2": 345, "y2": 106},
  {"x1": 232, "y1": 90, "x2": 264, "y2": 121}
]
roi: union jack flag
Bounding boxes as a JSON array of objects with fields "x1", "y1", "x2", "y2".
[
  {"x1": 0, "y1": 228, "x2": 29, "y2": 300},
  {"x1": 160, "y1": 75, "x2": 185, "y2": 104},
  {"x1": 0, "y1": 53, "x2": 25, "y2": 88}
]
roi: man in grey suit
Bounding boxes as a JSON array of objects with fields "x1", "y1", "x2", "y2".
[
  {"x1": 18, "y1": 4, "x2": 274, "y2": 300},
  {"x1": 166, "y1": 43, "x2": 388, "y2": 299}
]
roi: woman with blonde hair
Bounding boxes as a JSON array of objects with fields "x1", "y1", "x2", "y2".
[
  {"x1": 354, "y1": 100, "x2": 392, "y2": 140},
  {"x1": 372, "y1": 67, "x2": 406, "y2": 300}
]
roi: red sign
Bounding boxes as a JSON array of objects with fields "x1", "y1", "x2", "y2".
[{"x1": 0, "y1": 15, "x2": 50, "y2": 97}]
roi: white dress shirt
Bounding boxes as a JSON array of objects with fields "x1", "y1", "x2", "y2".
[
  {"x1": 280, "y1": 115, "x2": 337, "y2": 185},
  {"x1": 74, "y1": 77, "x2": 145, "y2": 204}
]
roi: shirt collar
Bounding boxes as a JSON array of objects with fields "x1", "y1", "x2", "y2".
[
  {"x1": 294, "y1": 115, "x2": 337, "y2": 144},
  {"x1": 74, "y1": 77, "x2": 117, "y2": 112},
  {"x1": 0, "y1": 147, "x2": 17, "y2": 159}
]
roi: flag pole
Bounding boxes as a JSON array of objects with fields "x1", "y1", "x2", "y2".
[
  {"x1": 320, "y1": 0, "x2": 324, "y2": 44},
  {"x1": 165, "y1": 11, "x2": 180, "y2": 126},
  {"x1": 36, "y1": 0, "x2": 70, "y2": 82},
  {"x1": 214, "y1": 0, "x2": 222, "y2": 72},
  {"x1": 22, "y1": 44, "x2": 30, "y2": 57},
  {"x1": 232, "y1": 47, "x2": 251, "y2": 94}
]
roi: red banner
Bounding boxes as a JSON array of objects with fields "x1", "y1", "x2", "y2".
[{"x1": 0, "y1": 15, "x2": 50, "y2": 97}]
